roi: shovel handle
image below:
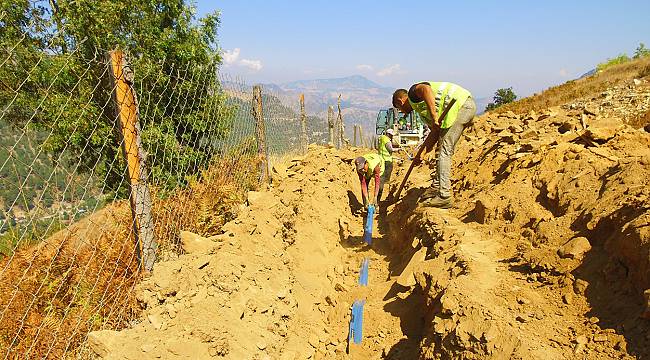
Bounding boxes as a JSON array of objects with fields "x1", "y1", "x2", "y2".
[{"x1": 394, "y1": 99, "x2": 457, "y2": 201}]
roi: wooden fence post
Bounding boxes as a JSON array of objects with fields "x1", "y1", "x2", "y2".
[
  {"x1": 337, "y1": 94, "x2": 344, "y2": 148},
  {"x1": 252, "y1": 85, "x2": 270, "y2": 183},
  {"x1": 299, "y1": 94, "x2": 307, "y2": 153},
  {"x1": 353, "y1": 124, "x2": 358, "y2": 147},
  {"x1": 358, "y1": 126, "x2": 364, "y2": 148},
  {"x1": 107, "y1": 50, "x2": 156, "y2": 271},
  {"x1": 327, "y1": 106, "x2": 335, "y2": 146}
]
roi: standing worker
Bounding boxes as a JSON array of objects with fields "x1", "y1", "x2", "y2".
[
  {"x1": 377, "y1": 129, "x2": 397, "y2": 202},
  {"x1": 392, "y1": 82, "x2": 476, "y2": 208},
  {"x1": 354, "y1": 153, "x2": 384, "y2": 210}
]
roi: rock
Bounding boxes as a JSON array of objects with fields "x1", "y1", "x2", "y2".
[
  {"x1": 247, "y1": 191, "x2": 263, "y2": 206},
  {"x1": 584, "y1": 126, "x2": 618, "y2": 143},
  {"x1": 308, "y1": 333, "x2": 320, "y2": 348},
  {"x1": 642, "y1": 289, "x2": 650, "y2": 320},
  {"x1": 256, "y1": 341, "x2": 267, "y2": 350},
  {"x1": 633, "y1": 78, "x2": 642, "y2": 86},
  {"x1": 148, "y1": 313, "x2": 164, "y2": 330},
  {"x1": 584, "y1": 105, "x2": 599, "y2": 116},
  {"x1": 562, "y1": 292, "x2": 573, "y2": 305},
  {"x1": 593, "y1": 334, "x2": 608, "y2": 342},
  {"x1": 558, "y1": 237, "x2": 591, "y2": 259},
  {"x1": 573, "y1": 279, "x2": 589, "y2": 295},
  {"x1": 517, "y1": 297, "x2": 530, "y2": 305},
  {"x1": 589, "y1": 316, "x2": 600, "y2": 324},
  {"x1": 180, "y1": 231, "x2": 216, "y2": 254},
  {"x1": 87, "y1": 330, "x2": 120, "y2": 358},
  {"x1": 575, "y1": 335, "x2": 588, "y2": 344},
  {"x1": 515, "y1": 315, "x2": 528, "y2": 323}
]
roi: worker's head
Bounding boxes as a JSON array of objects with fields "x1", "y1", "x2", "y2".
[
  {"x1": 386, "y1": 129, "x2": 395, "y2": 139},
  {"x1": 354, "y1": 157, "x2": 368, "y2": 175},
  {"x1": 392, "y1": 89, "x2": 412, "y2": 114}
]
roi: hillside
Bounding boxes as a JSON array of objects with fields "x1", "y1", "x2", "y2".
[{"x1": 85, "y1": 62, "x2": 650, "y2": 359}]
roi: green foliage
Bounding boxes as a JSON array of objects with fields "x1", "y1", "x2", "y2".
[
  {"x1": 485, "y1": 87, "x2": 517, "y2": 111},
  {"x1": 634, "y1": 42, "x2": 650, "y2": 59},
  {"x1": 0, "y1": 0, "x2": 232, "y2": 194},
  {"x1": 596, "y1": 53, "x2": 630, "y2": 72}
]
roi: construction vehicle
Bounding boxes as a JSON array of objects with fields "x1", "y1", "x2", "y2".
[{"x1": 375, "y1": 108, "x2": 425, "y2": 147}]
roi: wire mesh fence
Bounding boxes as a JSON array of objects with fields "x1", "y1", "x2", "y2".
[{"x1": 0, "y1": 26, "x2": 329, "y2": 360}]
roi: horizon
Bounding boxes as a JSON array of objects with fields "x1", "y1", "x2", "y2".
[{"x1": 197, "y1": 0, "x2": 650, "y2": 100}]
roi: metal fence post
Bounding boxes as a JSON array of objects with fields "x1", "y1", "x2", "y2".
[
  {"x1": 107, "y1": 50, "x2": 156, "y2": 271},
  {"x1": 299, "y1": 94, "x2": 307, "y2": 153},
  {"x1": 252, "y1": 85, "x2": 270, "y2": 183}
]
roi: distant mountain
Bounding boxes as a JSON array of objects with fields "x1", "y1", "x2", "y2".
[{"x1": 262, "y1": 75, "x2": 393, "y2": 140}]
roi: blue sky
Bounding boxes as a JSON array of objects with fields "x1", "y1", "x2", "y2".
[{"x1": 196, "y1": 1, "x2": 650, "y2": 99}]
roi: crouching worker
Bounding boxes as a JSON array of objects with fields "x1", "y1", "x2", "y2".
[{"x1": 354, "y1": 153, "x2": 384, "y2": 211}]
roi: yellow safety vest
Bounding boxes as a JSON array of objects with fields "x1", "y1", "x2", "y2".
[
  {"x1": 362, "y1": 153, "x2": 384, "y2": 180},
  {"x1": 377, "y1": 135, "x2": 392, "y2": 163},
  {"x1": 408, "y1": 81, "x2": 471, "y2": 129}
]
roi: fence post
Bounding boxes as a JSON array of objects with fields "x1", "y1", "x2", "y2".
[
  {"x1": 252, "y1": 85, "x2": 270, "y2": 183},
  {"x1": 327, "y1": 106, "x2": 335, "y2": 146},
  {"x1": 358, "y1": 126, "x2": 365, "y2": 148},
  {"x1": 353, "y1": 124, "x2": 358, "y2": 147},
  {"x1": 299, "y1": 93, "x2": 307, "y2": 153},
  {"x1": 107, "y1": 50, "x2": 156, "y2": 271},
  {"x1": 337, "y1": 94, "x2": 344, "y2": 148}
]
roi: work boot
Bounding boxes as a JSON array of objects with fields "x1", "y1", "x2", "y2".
[{"x1": 422, "y1": 195, "x2": 452, "y2": 209}]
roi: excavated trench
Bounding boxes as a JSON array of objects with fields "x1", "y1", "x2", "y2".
[{"x1": 86, "y1": 138, "x2": 649, "y2": 359}]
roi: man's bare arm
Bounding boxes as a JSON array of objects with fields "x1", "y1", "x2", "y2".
[{"x1": 414, "y1": 84, "x2": 439, "y2": 127}]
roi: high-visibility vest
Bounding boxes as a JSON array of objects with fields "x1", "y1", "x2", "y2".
[
  {"x1": 408, "y1": 82, "x2": 471, "y2": 129},
  {"x1": 362, "y1": 153, "x2": 384, "y2": 180},
  {"x1": 377, "y1": 135, "x2": 392, "y2": 163}
]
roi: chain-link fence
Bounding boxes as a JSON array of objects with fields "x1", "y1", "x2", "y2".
[{"x1": 0, "y1": 19, "x2": 329, "y2": 359}]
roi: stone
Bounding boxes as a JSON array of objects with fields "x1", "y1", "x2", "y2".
[
  {"x1": 308, "y1": 334, "x2": 320, "y2": 348},
  {"x1": 593, "y1": 334, "x2": 608, "y2": 342},
  {"x1": 148, "y1": 313, "x2": 164, "y2": 330},
  {"x1": 642, "y1": 289, "x2": 650, "y2": 320},
  {"x1": 247, "y1": 191, "x2": 263, "y2": 206},
  {"x1": 256, "y1": 341, "x2": 267, "y2": 350},
  {"x1": 562, "y1": 292, "x2": 573, "y2": 305},
  {"x1": 584, "y1": 126, "x2": 618, "y2": 143},
  {"x1": 558, "y1": 237, "x2": 592, "y2": 259},
  {"x1": 633, "y1": 78, "x2": 642, "y2": 86},
  {"x1": 334, "y1": 283, "x2": 348, "y2": 292},
  {"x1": 584, "y1": 105, "x2": 599, "y2": 116},
  {"x1": 575, "y1": 335, "x2": 588, "y2": 344},
  {"x1": 180, "y1": 231, "x2": 216, "y2": 254},
  {"x1": 87, "y1": 330, "x2": 120, "y2": 357},
  {"x1": 574, "y1": 279, "x2": 589, "y2": 295}
]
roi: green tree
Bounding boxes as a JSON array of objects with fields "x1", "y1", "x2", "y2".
[
  {"x1": 0, "y1": 0, "x2": 234, "y2": 194},
  {"x1": 634, "y1": 42, "x2": 650, "y2": 59},
  {"x1": 485, "y1": 87, "x2": 517, "y2": 111}
]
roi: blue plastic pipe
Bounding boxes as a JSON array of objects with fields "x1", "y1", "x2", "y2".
[
  {"x1": 348, "y1": 300, "x2": 365, "y2": 345},
  {"x1": 363, "y1": 205, "x2": 374, "y2": 245},
  {"x1": 358, "y1": 258, "x2": 369, "y2": 286}
]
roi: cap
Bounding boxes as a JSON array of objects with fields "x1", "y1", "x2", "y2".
[
  {"x1": 386, "y1": 129, "x2": 395, "y2": 136},
  {"x1": 354, "y1": 157, "x2": 366, "y2": 172}
]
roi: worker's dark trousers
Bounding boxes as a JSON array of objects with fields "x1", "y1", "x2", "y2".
[{"x1": 431, "y1": 98, "x2": 476, "y2": 198}]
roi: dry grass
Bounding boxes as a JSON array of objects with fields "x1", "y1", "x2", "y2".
[
  {"x1": 0, "y1": 203, "x2": 140, "y2": 359},
  {"x1": 0, "y1": 154, "x2": 262, "y2": 358},
  {"x1": 151, "y1": 155, "x2": 261, "y2": 255},
  {"x1": 493, "y1": 56, "x2": 650, "y2": 114}
]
